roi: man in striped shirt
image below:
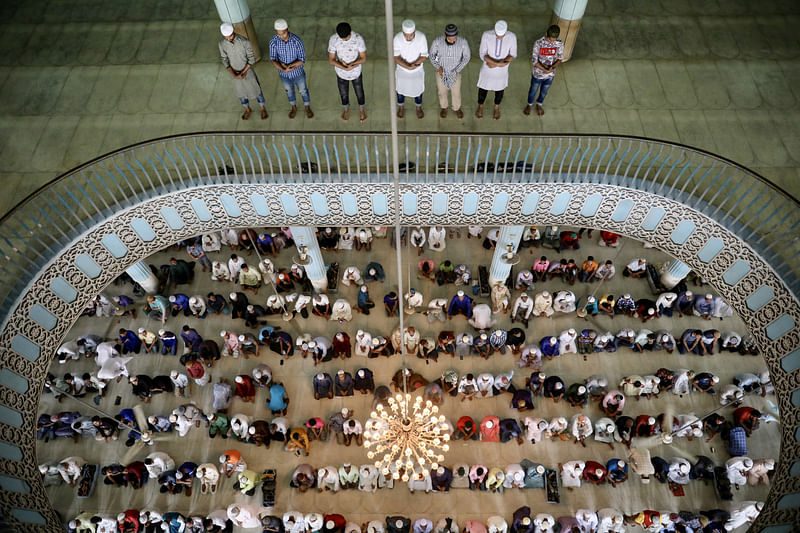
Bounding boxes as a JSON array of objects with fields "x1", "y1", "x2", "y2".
[
  {"x1": 428, "y1": 24, "x2": 471, "y2": 119},
  {"x1": 269, "y1": 19, "x2": 314, "y2": 119}
]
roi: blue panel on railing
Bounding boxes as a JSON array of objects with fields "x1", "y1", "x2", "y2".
[
  {"x1": 342, "y1": 193, "x2": 358, "y2": 216},
  {"x1": 190, "y1": 199, "x2": 212, "y2": 222},
  {"x1": 746, "y1": 286, "x2": 774, "y2": 311},
  {"x1": 311, "y1": 193, "x2": 329, "y2": 216},
  {"x1": 640, "y1": 207, "x2": 665, "y2": 231},
  {"x1": 50, "y1": 278, "x2": 77, "y2": 303},
  {"x1": 492, "y1": 193, "x2": 509, "y2": 215},
  {"x1": 777, "y1": 492, "x2": 800, "y2": 509},
  {"x1": 220, "y1": 194, "x2": 241, "y2": 217},
  {"x1": 130, "y1": 218, "x2": 156, "y2": 241},
  {"x1": 0, "y1": 475, "x2": 30, "y2": 494},
  {"x1": 611, "y1": 199, "x2": 634, "y2": 222},
  {"x1": 550, "y1": 192, "x2": 570, "y2": 215},
  {"x1": 433, "y1": 193, "x2": 448, "y2": 215},
  {"x1": 75, "y1": 254, "x2": 101, "y2": 279},
  {"x1": 0, "y1": 405, "x2": 22, "y2": 427},
  {"x1": 29, "y1": 304, "x2": 57, "y2": 331},
  {"x1": 722, "y1": 259, "x2": 751, "y2": 285},
  {"x1": 403, "y1": 192, "x2": 417, "y2": 216},
  {"x1": 697, "y1": 238, "x2": 724, "y2": 263},
  {"x1": 0, "y1": 441, "x2": 22, "y2": 460},
  {"x1": 463, "y1": 193, "x2": 479, "y2": 215},
  {"x1": 670, "y1": 220, "x2": 695, "y2": 245},
  {"x1": 372, "y1": 193, "x2": 387, "y2": 216},
  {"x1": 280, "y1": 194, "x2": 298, "y2": 216},
  {"x1": 12, "y1": 335, "x2": 40, "y2": 361},
  {"x1": 521, "y1": 193, "x2": 539, "y2": 215},
  {"x1": 581, "y1": 194, "x2": 603, "y2": 217},
  {"x1": 159, "y1": 207, "x2": 184, "y2": 230},
  {"x1": 250, "y1": 194, "x2": 270, "y2": 217},
  {"x1": 782, "y1": 349, "x2": 800, "y2": 373},
  {"x1": 101, "y1": 234, "x2": 127, "y2": 259},
  {"x1": 766, "y1": 315, "x2": 794, "y2": 340},
  {"x1": 0, "y1": 369, "x2": 28, "y2": 394},
  {"x1": 791, "y1": 461, "x2": 800, "y2": 476},
  {"x1": 760, "y1": 525, "x2": 793, "y2": 533},
  {"x1": 10, "y1": 509, "x2": 46, "y2": 525}
]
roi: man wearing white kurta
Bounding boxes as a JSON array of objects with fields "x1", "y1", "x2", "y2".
[
  {"x1": 476, "y1": 20, "x2": 517, "y2": 120},
  {"x1": 394, "y1": 20, "x2": 428, "y2": 118}
]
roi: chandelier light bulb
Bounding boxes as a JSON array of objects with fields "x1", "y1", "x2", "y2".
[
  {"x1": 401, "y1": 474, "x2": 409, "y2": 482},
  {"x1": 392, "y1": 472, "x2": 400, "y2": 480}
]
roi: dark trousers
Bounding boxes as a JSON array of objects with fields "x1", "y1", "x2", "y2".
[
  {"x1": 478, "y1": 88, "x2": 504, "y2": 105},
  {"x1": 337, "y1": 74, "x2": 365, "y2": 108}
]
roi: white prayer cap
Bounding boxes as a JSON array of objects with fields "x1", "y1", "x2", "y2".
[
  {"x1": 684, "y1": 290, "x2": 693, "y2": 297},
  {"x1": 274, "y1": 18, "x2": 288, "y2": 30},
  {"x1": 327, "y1": 521, "x2": 335, "y2": 530},
  {"x1": 661, "y1": 334, "x2": 670, "y2": 342},
  {"x1": 623, "y1": 293, "x2": 631, "y2": 299},
  {"x1": 457, "y1": 290, "x2": 465, "y2": 297},
  {"x1": 229, "y1": 292, "x2": 237, "y2": 299},
  {"x1": 536, "y1": 465, "x2": 545, "y2": 474},
  {"x1": 679, "y1": 463, "x2": 689, "y2": 473},
  {"x1": 357, "y1": 329, "x2": 364, "y2": 336},
  {"x1": 396, "y1": 520, "x2": 405, "y2": 528},
  {"x1": 587, "y1": 295, "x2": 596, "y2": 303},
  {"x1": 360, "y1": 285, "x2": 368, "y2": 292},
  {"x1": 358, "y1": 370, "x2": 365, "y2": 378},
  {"x1": 705, "y1": 293, "x2": 713, "y2": 299},
  {"x1": 485, "y1": 420, "x2": 494, "y2": 428},
  {"x1": 712, "y1": 376, "x2": 719, "y2": 383},
  {"x1": 337, "y1": 369, "x2": 345, "y2": 375},
  {"x1": 402, "y1": 19, "x2": 416, "y2": 33},
  {"x1": 343, "y1": 462, "x2": 351, "y2": 467},
  {"x1": 168, "y1": 295, "x2": 176, "y2": 303},
  {"x1": 170, "y1": 370, "x2": 178, "y2": 378},
  {"x1": 555, "y1": 382, "x2": 563, "y2": 389},
  {"x1": 169, "y1": 414, "x2": 177, "y2": 423},
  {"x1": 248, "y1": 426, "x2": 256, "y2": 435},
  {"x1": 595, "y1": 468, "x2": 603, "y2": 476},
  {"x1": 648, "y1": 308, "x2": 654, "y2": 315},
  {"x1": 238, "y1": 334, "x2": 245, "y2": 342},
  {"x1": 437, "y1": 466, "x2": 444, "y2": 474},
  {"x1": 568, "y1": 328, "x2": 576, "y2": 335},
  {"x1": 521, "y1": 518, "x2": 531, "y2": 526},
  {"x1": 341, "y1": 408, "x2": 349, "y2": 416},
  {"x1": 648, "y1": 416, "x2": 656, "y2": 425},
  {"x1": 514, "y1": 471, "x2": 522, "y2": 480},
  {"x1": 189, "y1": 297, "x2": 197, "y2": 304},
  {"x1": 219, "y1": 455, "x2": 227, "y2": 462},
  {"x1": 542, "y1": 291, "x2": 549, "y2": 297},
  {"x1": 538, "y1": 372, "x2": 546, "y2": 379},
  {"x1": 117, "y1": 513, "x2": 126, "y2": 522},
  {"x1": 480, "y1": 333, "x2": 487, "y2": 340},
  {"x1": 372, "y1": 338, "x2": 380, "y2": 346},
  {"x1": 246, "y1": 304, "x2": 254, "y2": 311},
  {"x1": 235, "y1": 376, "x2": 243, "y2": 383},
  {"x1": 175, "y1": 471, "x2": 183, "y2": 479},
  {"x1": 220, "y1": 23, "x2": 234, "y2": 36},
  {"x1": 549, "y1": 337, "x2": 557, "y2": 345},
  {"x1": 308, "y1": 341, "x2": 317, "y2": 348},
  {"x1": 494, "y1": 20, "x2": 508, "y2": 36},
  {"x1": 158, "y1": 329, "x2": 165, "y2": 335},
  {"x1": 138, "y1": 327, "x2": 145, "y2": 333},
  {"x1": 316, "y1": 373, "x2": 324, "y2": 380},
  {"x1": 578, "y1": 386, "x2": 586, "y2": 394},
  {"x1": 148, "y1": 415, "x2": 157, "y2": 424},
  {"x1": 220, "y1": 330, "x2": 227, "y2": 337}
]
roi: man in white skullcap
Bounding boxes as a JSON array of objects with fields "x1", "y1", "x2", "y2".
[
  {"x1": 724, "y1": 502, "x2": 764, "y2": 531},
  {"x1": 393, "y1": 19, "x2": 428, "y2": 118},
  {"x1": 667, "y1": 458, "x2": 692, "y2": 484},
  {"x1": 476, "y1": 20, "x2": 517, "y2": 119},
  {"x1": 747, "y1": 458, "x2": 774, "y2": 485},
  {"x1": 169, "y1": 370, "x2": 190, "y2": 397},
  {"x1": 270, "y1": 19, "x2": 314, "y2": 118},
  {"x1": 726, "y1": 456, "x2": 753, "y2": 486},
  {"x1": 219, "y1": 22, "x2": 267, "y2": 120},
  {"x1": 533, "y1": 290, "x2": 554, "y2": 317},
  {"x1": 188, "y1": 295, "x2": 206, "y2": 318}
]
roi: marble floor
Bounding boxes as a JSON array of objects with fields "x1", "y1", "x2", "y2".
[{"x1": 37, "y1": 228, "x2": 779, "y2": 530}]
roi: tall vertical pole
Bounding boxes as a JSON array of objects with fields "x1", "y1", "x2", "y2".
[{"x1": 384, "y1": 0, "x2": 406, "y2": 380}]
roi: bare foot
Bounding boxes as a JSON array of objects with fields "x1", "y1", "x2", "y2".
[
  {"x1": 341, "y1": 108, "x2": 350, "y2": 121},
  {"x1": 359, "y1": 109, "x2": 367, "y2": 122},
  {"x1": 241, "y1": 107, "x2": 252, "y2": 120}
]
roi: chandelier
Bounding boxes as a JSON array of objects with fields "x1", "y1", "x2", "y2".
[{"x1": 363, "y1": 393, "x2": 450, "y2": 481}]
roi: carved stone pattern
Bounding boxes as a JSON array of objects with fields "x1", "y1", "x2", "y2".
[{"x1": 0, "y1": 181, "x2": 798, "y2": 531}]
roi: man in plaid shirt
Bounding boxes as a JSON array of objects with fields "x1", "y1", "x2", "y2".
[{"x1": 270, "y1": 19, "x2": 314, "y2": 119}]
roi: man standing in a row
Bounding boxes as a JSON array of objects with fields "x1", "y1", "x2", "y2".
[
  {"x1": 328, "y1": 22, "x2": 368, "y2": 122},
  {"x1": 394, "y1": 20, "x2": 428, "y2": 119},
  {"x1": 429, "y1": 24, "x2": 471, "y2": 119},
  {"x1": 476, "y1": 20, "x2": 517, "y2": 120},
  {"x1": 219, "y1": 23, "x2": 267, "y2": 120},
  {"x1": 270, "y1": 19, "x2": 314, "y2": 119},
  {"x1": 524, "y1": 24, "x2": 564, "y2": 116}
]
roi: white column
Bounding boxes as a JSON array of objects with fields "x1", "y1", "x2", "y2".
[
  {"x1": 488, "y1": 226, "x2": 525, "y2": 287},
  {"x1": 551, "y1": 0, "x2": 589, "y2": 62},
  {"x1": 214, "y1": 0, "x2": 261, "y2": 62},
  {"x1": 126, "y1": 261, "x2": 159, "y2": 294},
  {"x1": 289, "y1": 226, "x2": 328, "y2": 292},
  {"x1": 660, "y1": 259, "x2": 691, "y2": 289}
]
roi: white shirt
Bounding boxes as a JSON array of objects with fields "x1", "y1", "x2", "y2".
[
  {"x1": 328, "y1": 32, "x2": 366, "y2": 80},
  {"x1": 393, "y1": 31, "x2": 428, "y2": 97},
  {"x1": 428, "y1": 226, "x2": 446, "y2": 250},
  {"x1": 477, "y1": 30, "x2": 517, "y2": 91},
  {"x1": 512, "y1": 296, "x2": 532, "y2": 318},
  {"x1": 469, "y1": 304, "x2": 494, "y2": 329}
]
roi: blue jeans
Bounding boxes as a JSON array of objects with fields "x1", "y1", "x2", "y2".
[
  {"x1": 240, "y1": 93, "x2": 266, "y2": 107},
  {"x1": 280, "y1": 72, "x2": 310, "y2": 106},
  {"x1": 527, "y1": 76, "x2": 553, "y2": 105},
  {"x1": 397, "y1": 93, "x2": 422, "y2": 106}
]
